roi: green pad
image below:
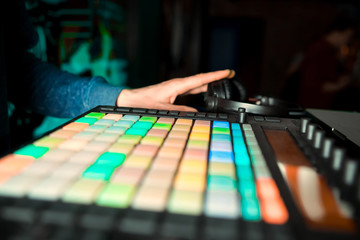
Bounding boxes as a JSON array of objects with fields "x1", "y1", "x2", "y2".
[
  {"x1": 241, "y1": 198, "x2": 261, "y2": 221},
  {"x1": 97, "y1": 183, "x2": 135, "y2": 208},
  {"x1": 207, "y1": 175, "x2": 236, "y2": 191},
  {"x1": 132, "y1": 121, "x2": 153, "y2": 130},
  {"x1": 14, "y1": 144, "x2": 49, "y2": 159},
  {"x1": 212, "y1": 127, "x2": 230, "y2": 134},
  {"x1": 95, "y1": 152, "x2": 126, "y2": 167},
  {"x1": 139, "y1": 116, "x2": 157, "y2": 123},
  {"x1": 125, "y1": 128, "x2": 148, "y2": 137},
  {"x1": 85, "y1": 112, "x2": 106, "y2": 119},
  {"x1": 83, "y1": 165, "x2": 116, "y2": 181},
  {"x1": 152, "y1": 123, "x2": 172, "y2": 131},
  {"x1": 75, "y1": 117, "x2": 98, "y2": 125}
]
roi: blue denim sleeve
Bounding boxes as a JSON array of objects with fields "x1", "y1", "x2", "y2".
[
  {"x1": 17, "y1": 53, "x2": 124, "y2": 118},
  {"x1": 6, "y1": 0, "x2": 125, "y2": 119}
]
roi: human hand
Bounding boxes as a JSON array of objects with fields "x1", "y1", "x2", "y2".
[{"x1": 116, "y1": 69, "x2": 235, "y2": 111}]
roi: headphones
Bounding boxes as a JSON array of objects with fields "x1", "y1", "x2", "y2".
[{"x1": 205, "y1": 78, "x2": 304, "y2": 117}]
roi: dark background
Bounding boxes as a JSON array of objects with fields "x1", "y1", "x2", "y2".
[
  {"x1": 13, "y1": 0, "x2": 360, "y2": 148},
  {"x1": 158, "y1": 0, "x2": 360, "y2": 98},
  {"x1": 25, "y1": 0, "x2": 360, "y2": 100}
]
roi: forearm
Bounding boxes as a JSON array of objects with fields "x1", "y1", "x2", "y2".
[{"x1": 9, "y1": 52, "x2": 124, "y2": 118}]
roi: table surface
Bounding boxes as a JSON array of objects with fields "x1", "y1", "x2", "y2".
[{"x1": 306, "y1": 109, "x2": 360, "y2": 148}]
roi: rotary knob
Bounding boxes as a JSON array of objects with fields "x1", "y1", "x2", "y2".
[
  {"x1": 300, "y1": 118, "x2": 310, "y2": 134},
  {"x1": 328, "y1": 147, "x2": 346, "y2": 186},
  {"x1": 341, "y1": 158, "x2": 359, "y2": 201},
  {"x1": 306, "y1": 124, "x2": 316, "y2": 141},
  {"x1": 321, "y1": 138, "x2": 334, "y2": 159},
  {"x1": 313, "y1": 129, "x2": 325, "y2": 149}
]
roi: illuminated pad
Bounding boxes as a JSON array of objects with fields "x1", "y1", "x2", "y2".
[
  {"x1": 14, "y1": 145, "x2": 49, "y2": 159},
  {"x1": 0, "y1": 112, "x2": 291, "y2": 229}
]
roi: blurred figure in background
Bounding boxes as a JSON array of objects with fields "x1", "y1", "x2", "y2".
[
  {"x1": 332, "y1": 31, "x2": 360, "y2": 111},
  {"x1": 297, "y1": 14, "x2": 358, "y2": 110}
]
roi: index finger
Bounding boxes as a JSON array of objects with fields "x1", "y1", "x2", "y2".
[{"x1": 171, "y1": 69, "x2": 235, "y2": 96}]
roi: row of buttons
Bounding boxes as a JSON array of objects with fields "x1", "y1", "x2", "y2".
[
  {"x1": 299, "y1": 118, "x2": 360, "y2": 206},
  {"x1": 100, "y1": 106, "x2": 229, "y2": 119},
  {"x1": 253, "y1": 116, "x2": 281, "y2": 123}
]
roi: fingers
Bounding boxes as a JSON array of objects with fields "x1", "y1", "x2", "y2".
[
  {"x1": 185, "y1": 69, "x2": 235, "y2": 86},
  {"x1": 151, "y1": 102, "x2": 198, "y2": 112},
  {"x1": 183, "y1": 84, "x2": 208, "y2": 95},
  {"x1": 171, "y1": 69, "x2": 235, "y2": 96},
  {"x1": 116, "y1": 70, "x2": 235, "y2": 112},
  {"x1": 228, "y1": 69, "x2": 236, "y2": 78}
]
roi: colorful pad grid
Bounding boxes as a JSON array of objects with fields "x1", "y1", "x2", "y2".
[{"x1": 0, "y1": 112, "x2": 288, "y2": 224}]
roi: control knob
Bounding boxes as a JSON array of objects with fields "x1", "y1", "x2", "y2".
[{"x1": 300, "y1": 118, "x2": 310, "y2": 134}]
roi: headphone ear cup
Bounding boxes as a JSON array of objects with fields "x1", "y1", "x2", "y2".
[
  {"x1": 206, "y1": 78, "x2": 302, "y2": 116},
  {"x1": 208, "y1": 79, "x2": 226, "y2": 99},
  {"x1": 232, "y1": 80, "x2": 248, "y2": 102},
  {"x1": 222, "y1": 79, "x2": 232, "y2": 100},
  {"x1": 205, "y1": 96, "x2": 218, "y2": 112},
  {"x1": 205, "y1": 80, "x2": 224, "y2": 112},
  {"x1": 206, "y1": 78, "x2": 248, "y2": 112},
  {"x1": 221, "y1": 78, "x2": 248, "y2": 102}
]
